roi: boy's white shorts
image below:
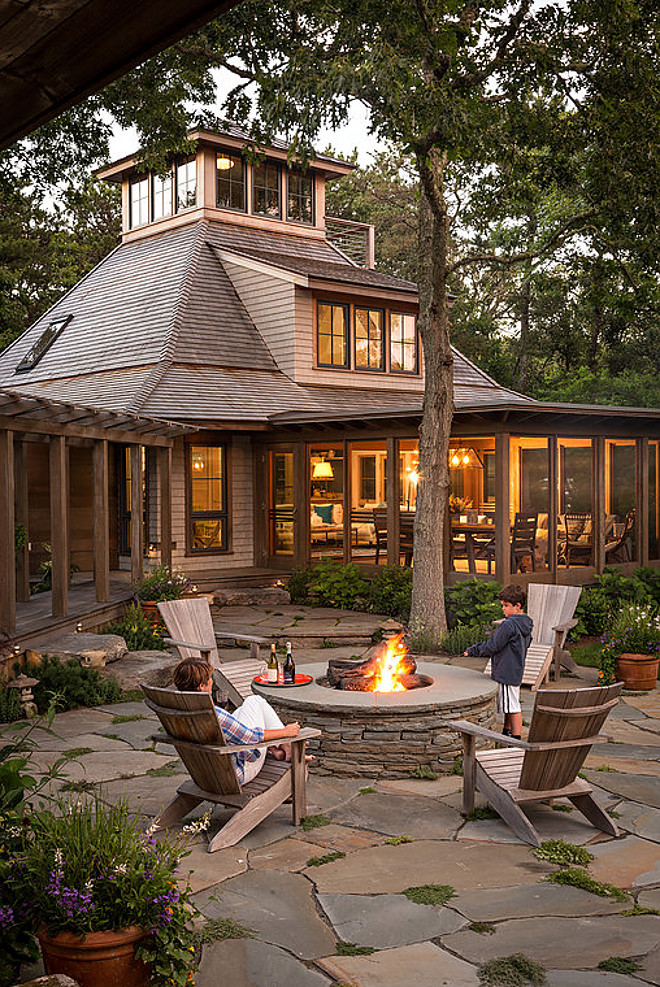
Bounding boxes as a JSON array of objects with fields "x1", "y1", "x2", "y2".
[{"x1": 497, "y1": 683, "x2": 521, "y2": 714}]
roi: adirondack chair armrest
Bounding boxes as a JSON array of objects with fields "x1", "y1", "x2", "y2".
[
  {"x1": 164, "y1": 637, "x2": 212, "y2": 656},
  {"x1": 215, "y1": 632, "x2": 270, "y2": 645},
  {"x1": 450, "y1": 719, "x2": 532, "y2": 749},
  {"x1": 152, "y1": 726, "x2": 321, "y2": 755},
  {"x1": 553, "y1": 618, "x2": 578, "y2": 633}
]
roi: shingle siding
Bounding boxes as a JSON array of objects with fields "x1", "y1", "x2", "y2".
[{"x1": 222, "y1": 260, "x2": 297, "y2": 377}]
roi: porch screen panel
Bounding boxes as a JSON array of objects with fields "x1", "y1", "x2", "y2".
[
  {"x1": 448, "y1": 438, "x2": 496, "y2": 575},
  {"x1": 118, "y1": 447, "x2": 148, "y2": 555},
  {"x1": 558, "y1": 439, "x2": 593, "y2": 569},
  {"x1": 607, "y1": 439, "x2": 637, "y2": 562},
  {"x1": 349, "y1": 440, "x2": 386, "y2": 562},
  {"x1": 189, "y1": 445, "x2": 227, "y2": 552},
  {"x1": 310, "y1": 444, "x2": 344, "y2": 559},
  {"x1": 269, "y1": 451, "x2": 294, "y2": 556},
  {"x1": 650, "y1": 442, "x2": 659, "y2": 560},
  {"x1": 511, "y1": 438, "x2": 549, "y2": 572}
]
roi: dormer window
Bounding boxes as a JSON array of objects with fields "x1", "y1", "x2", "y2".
[
  {"x1": 16, "y1": 315, "x2": 72, "y2": 372},
  {"x1": 287, "y1": 169, "x2": 314, "y2": 224},
  {"x1": 253, "y1": 160, "x2": 281, "y2": 217},
  {"x1": 216, "y1": 151, "x2": 246, "y2": 211},
  {"x1": 129, "y1": 174, "x2": 149, "y2": 227},
  {"x1": 176, "y1": 157, "x2": 197, "y2": 211}
]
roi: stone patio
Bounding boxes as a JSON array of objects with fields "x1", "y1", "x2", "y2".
[{"x1": 13, "y1": 602, "x2": 660, "y2": 986}]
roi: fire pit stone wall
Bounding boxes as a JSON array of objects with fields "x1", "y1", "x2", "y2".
[{"x1": 253, "y1": 661, "x2": 497, "y2": 779}]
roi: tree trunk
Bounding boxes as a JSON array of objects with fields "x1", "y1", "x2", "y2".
[{"x1": 409, "y1": 150, "x2": 454, "y2": 642}]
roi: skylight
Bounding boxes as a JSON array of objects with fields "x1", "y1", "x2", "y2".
[{"x1": 15, "y1": 315, "x2": 72, "y2": 372}]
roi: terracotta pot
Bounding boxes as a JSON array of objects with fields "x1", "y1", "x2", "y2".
[
  {"x1": 139, "y1": 600, "x2": 161, "y2": 626},
  {"x1": 616, "y1": 653, "x2": 660, "y2": 691},
  {"x1": 38, "y1": 926, "x2": 150, "y2": 987}
]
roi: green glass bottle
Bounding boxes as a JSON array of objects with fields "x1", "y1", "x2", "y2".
[{"x1": 283, "y1": 641, "x2": 295, "y2": 684}]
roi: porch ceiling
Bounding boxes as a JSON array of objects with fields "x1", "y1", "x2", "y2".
[{"x1": 0, "y1": 387, "x2": 192, "y2": 446}]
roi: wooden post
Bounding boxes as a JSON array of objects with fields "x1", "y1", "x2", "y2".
[
  {"x1": 638, "y1": 438, "x2": 649, "y2": 566},
  {"x1": 342, "y1": 438, "x2": 351, "y2": 563},
  {"x1": 49, "y1": 435, "x2": 69, "y2": 617},
  {"x1": 293, "y1": 441, "x2": 309, "y2": 567},
  {"x1": 0, "y1": 429, "x2": 16, "y2": 635},
  {"x1": 159, "y1": 446, "x2": 173, "y2": 569},
  {"x1": 386, "y1": 436, "x2": 400, "y2": 566},
  {"x1": 548, "y1": 436, "x2": 558, "y2": 581},
  {"x1": 495, "y1": 432, "x2": 511, "y2": 585},
  {"x1": 130, "y1": 443, "x2": 143, "y2": 585},
  {"x1": 593, "y1": 436, "x2": 606, "y2": 573},
  {"x1": 14, "y1": 438, "x2": 30, "y2": 603},
  {"x1": 92, "y1": 440, "x2": 110, "y2": 602},
  {"x1": 462, "y1": 734, "x2": 476, "y2": 814}
]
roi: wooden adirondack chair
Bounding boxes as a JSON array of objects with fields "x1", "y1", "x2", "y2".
[
  {"x1": 158, "y1": 598, "x2": 268, "y2": 707},
  {"x1": 141, "y1": 683, "x2": 320, "y2": 851},
  {"x1": 484, "y1": 583, "x2": 582, "y2": 690},
  {"x1": 451, "y1": 682, "x2": 622, "y2": 847}
]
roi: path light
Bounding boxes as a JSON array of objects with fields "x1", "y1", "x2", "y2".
[
  {"x1": 8, "y1": 673, "x2": 39, "y2": 718},
  {"x1": 75, "y1": 622, "x2": 83, "y2": 633}
]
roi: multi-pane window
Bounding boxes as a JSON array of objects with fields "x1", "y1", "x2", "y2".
[
  {"x1": 287, "y1": 170, "x2": 314, "y2": 224},
  {"x1": 129, "y1": 175, "x2": 149, "y2": 227},
  {"x1": 152, "y1": 171, "x2": 173, "y2": 221},
  {"x1": 355, "y1": 307, "x2": 384, "y2": 370},
  {"x1": 390, "y1": 312, "x2": 417, "y2": 373},
  {"x1": 317, "y1": 302, "x2": 348, "y2": 367},
  {"x1": 216, "y1": 151, "x2": 246, "y2": 211},
  {"x1": 176, "y1": 157, "x2": 197, "y2": 212},
  {"x1": 253, "y1": 161, "x2": 281, "y2": 217},
  {"x1": 189, "y1": 444, "x2": 227, "y2": 552},
  {"x1": 16, "y1": 315, "x2": 72, "y2": 372}
]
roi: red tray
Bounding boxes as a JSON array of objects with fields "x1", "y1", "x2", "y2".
[{"x1": 253, "y1": 673, "x2": 314, "y2": 688}]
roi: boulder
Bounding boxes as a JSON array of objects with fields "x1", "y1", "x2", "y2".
[
  {"x1": 19, "y1": 978, "x2": 79, "y2": 987},
  {"x1": 213, "y1": 586, "x2": 290, "y2": 608},
  {"x1": 36, "y1": 632, "x2": 127, "y2": 668},
  {"x1": 99, "y1": 650, "x2": 178, "y2": 691}
]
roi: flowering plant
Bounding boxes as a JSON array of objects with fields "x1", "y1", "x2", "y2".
[
  {"x1": 449, "y1": 495, "x2": 473, "y2": 515},
  {"x1": 598, "y1": 601, "x2": 660, "y2": 685},
  {"x1": 133, "y1": 564, "x2": 193, "y2": 602},
  {"x1": 4, "y1": 798, "x2": 205, "y2": 986}
]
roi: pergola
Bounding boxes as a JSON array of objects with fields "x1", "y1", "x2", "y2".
[{"x1": 0, "y1": 388, "x2": 191, "y2": 636}]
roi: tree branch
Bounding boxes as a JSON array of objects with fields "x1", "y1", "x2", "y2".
[{"x1": 452, "y1": 0, "x2": 532, "y2": 92}]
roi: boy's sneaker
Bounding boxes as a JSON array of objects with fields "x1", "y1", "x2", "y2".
[{"x1": 502, "y1": 728, "x2": 512, "y2": 736}]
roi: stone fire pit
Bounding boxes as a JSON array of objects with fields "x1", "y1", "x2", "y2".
[{"x1": 253, "y1": 661, "x2": 497, "y2": 779}]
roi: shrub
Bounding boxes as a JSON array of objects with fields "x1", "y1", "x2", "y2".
[
  {"x1": 288, "y1": 566, "x2": 313, "y2": 604},
  {"x1": 574, "y1": 587, "x2": 610, "y2": 636},
  {"x1": 445, "y1": 579, "x2": 502, "y2": 628},
  {"x1": 14, "y1": 654, "x2": 121, "y2": 713},
  {"x1": 0, "y1": 687, "x2": 22, "y2": 724},
  {"x1": 104, "y1": 601, "x2": 165, "y2": 651},
  {"x1": 132, "y1": 563, "x2": 192, "y2": 602},
  {"x1": 369, "y1": 566, "x2": 412, "y2": 621},
  {"x1": 307, "y1": 561, "x2": 370, "y2": 609},
  {"x1": 440, "y1": 623, "x2": 488, "y2": 655},
  {"x1": 598, "y1": 600, "x2": 660, "y2": 684}
]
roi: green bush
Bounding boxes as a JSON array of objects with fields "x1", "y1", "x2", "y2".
[
  {"x1": 0, "y1": 687, "x2": 22, "y2": 723},
  {"x1": 445, "y1": 579, "x2": 502, "y2": 628},
  {"x1": 369, "y1": 566, "x2": 412, "y2": 621},
  {"x1": 575, "y1": 567, "x2": 660, "y2": 636},
  {"x1": 103, "y1": 602, "x2": 165, "y2": 651},
  {"x1": 574, "y1": 587, "x2": 610, "y2": 636},
  {"x1": 306, "y1": 561, "x2": 370, "y2": 609},
  {"x1": 15, "y1": 655, "x2": 122, "y2": 713},
  {"x1": 288, "y1": 566, "x2": 313, "y2": 605},
  {"x1": 440, "y1": 623, "x2": 488, "y2": 655}
]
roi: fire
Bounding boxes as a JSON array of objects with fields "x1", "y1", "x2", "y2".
[{"x1": 371, "y1": 633, "x2": 408, "y2": 692}]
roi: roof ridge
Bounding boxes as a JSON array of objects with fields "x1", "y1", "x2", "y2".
[{"x1": 125, "y1": 222, "x2": 207, "y2": 414}]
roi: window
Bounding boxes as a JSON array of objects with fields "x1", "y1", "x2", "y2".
[
  {"x1": 216, "y1": 151, "x2": 246, "y2": 211},
  {"x1": 189, "y1": 444, "x2": 227, "y2": 552},
  {"x1": 317, "y1": 302, "x2": 348, "y2": 367},
  {"x1": 129, "y1": 175, "x2": 149, "y2": 227},
  {"x1": 152, "y1": 170, "x2": 173, "y2": 221},
  {"x1": 252, "y1": 160, "x2": 281, "y2": 217},
  {"x1": 287, "y1": 169, "x2": 314, "y2": 223},
  {"x1": 176, "y1": 157, "x2": 197, "y2": 212},
  {"x1": 15, "y1": 315, "x2": 72, "y2": 372},
  {"x1": 390, "y1": 312, "x2": 417, "y2": 373},
  {"x1": 355, "y1": 307, "x2": 384, "y2": 370}
]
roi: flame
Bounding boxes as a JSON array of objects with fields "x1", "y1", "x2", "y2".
[{"x1": 371, "y1": 633, "x2": 407, "y2": 692}]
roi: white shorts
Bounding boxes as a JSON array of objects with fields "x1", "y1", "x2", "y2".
[{"x1": 497, "y1": 683, "x2": 521, "y2": 715}]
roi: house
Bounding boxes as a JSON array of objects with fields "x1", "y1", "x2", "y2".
[{"x1": 0, "y1": 124, "x2": 659, "y2": 640}]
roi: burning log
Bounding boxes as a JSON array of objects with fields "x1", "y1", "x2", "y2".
[{"x1": 326, "y1": 653, "x2": 417, "y2": 689}]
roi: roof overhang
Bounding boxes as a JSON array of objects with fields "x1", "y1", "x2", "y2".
[
  {"x1": 0, "y1": 0, "x2": 242, "y2": 150},
  {"x1": 0, "y1": 388, "x2": 192, "y2": 446}
]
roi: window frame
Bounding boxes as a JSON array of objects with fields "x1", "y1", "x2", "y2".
[
  {"x1": 286, "y1": 168, "x2": 315, "y2": 225},
  {"x1": 15, "y1": 315, "x2": 73, "y2": 373},
  {"x1": 151, "y1": 168, "x2": 173, "y2": 222},
  {"x1": 252, "y1": 159, "x2": 282, "y2": 218},
  {"x1": 129, "y1": 174, "x2": 150, "y2": 228},
  {"x1": 389, "y1": 310, "x2": 419, "y2": 375},
  {"x1": 354, "y1": 305, "x2": 386, "y2": 372},
  {"x1": 216, "y1": 149, "x2": 247, "y2": 213},
  {"x1": 186, "y1": 442, "x2": 230, "y2": 555},
  {"x1": 316, "y1": 301, "x2": 349, "y2": 369},
  {"x1": 175, "y1": 156, "x2": 197, "y2": 213}
]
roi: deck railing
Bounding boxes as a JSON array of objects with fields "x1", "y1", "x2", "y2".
[{"x1": 325, "y1": 216, "x2": 375, "y2": 269}]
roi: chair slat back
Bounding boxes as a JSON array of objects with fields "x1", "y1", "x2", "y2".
[
  {"x1": 141, "y1": 683, "x2": 241, "y2": 795},
  {"x1": 512, "y1": 513, "x2": 537, "y2": 546},
  {"x1": 527, "y1": 583, "x2": 582, "y2": 649},
  {"x1": 158, "y1": 598, "x2": 219, "y2": 666},
  {"x1": 519, "y1": 682, "x2": 622, "y2": 791}
]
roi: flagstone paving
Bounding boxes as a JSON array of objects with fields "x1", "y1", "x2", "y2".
[{"x1": 13, "y1": 602, "x2": 660, "y2": 986}]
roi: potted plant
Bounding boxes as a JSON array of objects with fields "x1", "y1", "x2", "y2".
[
  {"x1": 3, "y1": 797, "x2": 201, "y2": 987},
  {"x1": 132, "y1": 564, "x2": 193, "y2": 625},
  {"x1": 598, "y1": 601, "x2": 660, "y2": 689}
]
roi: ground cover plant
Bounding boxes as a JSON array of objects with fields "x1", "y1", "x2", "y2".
[
  {"x1": 478, "y1": 954, "x2": 547, "y2": 986},
  {"x1": 533, "y1": 840, "x2": 593, "y2": 867},
  {"x1": 13, "y1": 653, "x2": 121, "y2": 713},
  {"x1": 0, "y1": 687, "x2": 22, "y2": 724},
  {"x1": 545, "y1": 867, "x2": 628, "y2": 901},
  {"x1": 400, "y1": 884, "x2": 455, "y2": 906},
  {"x1": 103, "y1": 601, "x2": 165, "y2": 651}
]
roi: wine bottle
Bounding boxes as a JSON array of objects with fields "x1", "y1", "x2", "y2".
[
  {"x1": 267, "y1": 643, "x2": 278, "y2": 684},
  {"x1": 283, "y1": 641, "x2": 295, "y2": 684}
]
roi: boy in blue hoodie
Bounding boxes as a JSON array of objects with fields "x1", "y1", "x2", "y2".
[{"x1": 463, "y1": 584, "x2": 533, "y2": 740}]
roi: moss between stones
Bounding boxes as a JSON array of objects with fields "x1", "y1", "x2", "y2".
[
  {"x1": 533, "y1": 840, "x2": 593, "y2": 867},
  {"x1": 477, "y1": 953, "x2": 547, "y2": 986},
  {"x1": 335, "y1": 942, "x2": 377, "y2": 956},
  {"x1": 545, "y1": 867, "x2": 629, "y2": 901},
  {"x1": 300, "y1": 813, "x2": 332, "y2": 831},
  {"x1": 400, "y1": 884, "x2": 455, "y2": 906},
  {"x1": 306, "y1": 851, "x2": 346, "y2": 867},
  {"x1": 597, "y1": 957, "x2": 642, "y2": 974}
]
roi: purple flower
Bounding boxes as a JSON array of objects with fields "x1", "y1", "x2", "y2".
[{"x1": 0, "y1": 906, "x2": 14, "y2": 930}]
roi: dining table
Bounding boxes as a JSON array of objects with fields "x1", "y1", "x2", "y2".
[{"x1": 451, "y1": 520, "x2": 496, "y2": 573}]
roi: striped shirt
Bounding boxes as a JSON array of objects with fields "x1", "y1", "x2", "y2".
[{"x1": 214, "y1": 704, "x2": 264, "y2": 784}]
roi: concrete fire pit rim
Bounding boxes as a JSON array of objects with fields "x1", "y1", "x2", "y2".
[{"x1": 252, "y1": 661, "x2": 497, "y2": 714}]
